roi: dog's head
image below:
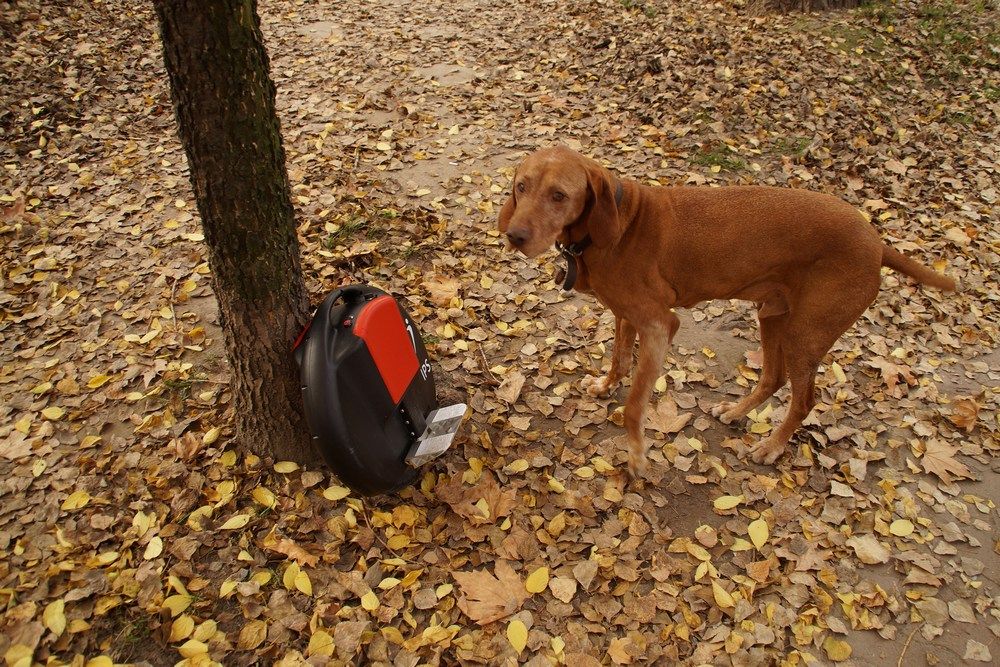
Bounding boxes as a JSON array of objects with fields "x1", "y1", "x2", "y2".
[{"x1": 498, "y1": 146, "x2": 624, "y2": 258}]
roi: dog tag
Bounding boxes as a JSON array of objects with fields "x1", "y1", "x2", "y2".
[{"x1": 405, "y1": 403, "x2": 467, "y2": 467}]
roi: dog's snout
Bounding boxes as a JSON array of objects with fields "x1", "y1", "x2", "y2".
[{"x1": 506, "y1": 229, "x2": 530, "y2": 247}]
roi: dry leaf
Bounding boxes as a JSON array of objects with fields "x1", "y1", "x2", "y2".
[
  {"x1": 454, "y1": 560, "x2": 528, "y2": 625},
  {"x1": 921, "y1": 439, "x2": 973, "y2": 484}
]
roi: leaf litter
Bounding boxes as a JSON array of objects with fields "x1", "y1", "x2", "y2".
[{"x1": 1, "y1": 0, "x2": 998, "y2": 665}]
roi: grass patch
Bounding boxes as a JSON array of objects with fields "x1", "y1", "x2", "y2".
[
  {"x1": 771, "y1": 135, "x2": 811, "y2": 158},
  {"x1": 690, "y1": 144, "x2": 747, "y2": 172},
  {"x1": 619, "y1": 0, "x2": 656, "y2": 18}
]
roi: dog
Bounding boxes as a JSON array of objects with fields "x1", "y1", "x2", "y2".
[{"x1": 498, "y1": 146, "x2": 956, "y2": 477}]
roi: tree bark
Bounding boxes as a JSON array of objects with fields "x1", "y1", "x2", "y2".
[
  {"x1": 756, "y1": 0, "x2": 865, "y2": 12},
  {"x1": 153, "y1": 0, "x2": 319, "y2": 464}
]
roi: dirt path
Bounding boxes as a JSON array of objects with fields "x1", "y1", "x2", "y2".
[{"x1": 2, "y1": 0, "x2": 998, "y2": 664}]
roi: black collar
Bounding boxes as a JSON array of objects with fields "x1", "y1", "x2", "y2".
[{"x1": 555, "y1": 180, "x2": 624, "y2": 291}]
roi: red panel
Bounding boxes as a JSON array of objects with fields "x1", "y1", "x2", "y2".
[{"x1": 353, "y1": 296, "x2": 419, "y2": 404}]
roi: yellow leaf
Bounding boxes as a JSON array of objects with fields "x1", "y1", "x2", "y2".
[
  {"x1": 686, "y1": 543, "x2": 712, "y2": 561},
  {"x1": 15, "y1": 416, "x2": 33, "y2": 434},
  {"x1": 387, "y1": 534, "x2": 410, "y2": 549},
  {"x1": 323, "y1": 485, "x2": 350, "y2": 501},
  {"x1": 31, "y1": 381, "x2": 53, "y2": 394},
  {"x1": 713, "y1": 495, "x2": 744, "y2": 511},
  {"x1": 220, "y1": 580, "x2": 237, "y2": 597},
  {"x1": 889, "y1": 519, "x2": 914, "y2": 537},
  {"x1": 730, "y1": 538, "x2": 753, "y2": 552},
  {"x1": 831, "y1": 362, "x2": 847, "y2": 384},
  {"x1": 712, "y1": 580, "x2": 735, "y2": 609},
  {"x1": 87, "y1": 374, "x2": 111, "y2": 389},
  {"x1": 506, "y1": 619, "x2": 528, "y2": 653},
  {"x1": 85, "y1": 657, "x2": 114, "y2": 667},
  {"x1": 435, "y1": 583, "x2": 453, "y2": 598},
  {"x1": 252, "y1": 571, "x2": 273, "y2": 586},
  {"x1": 273, "y1": 461, "x2": 299, "y2": 473},
  {"x1": 308, "y1": 629, "x2": 335, "y2": 657},
  {"x1": 750, "y1": 421, "x2": 772, "y2": 434},
  {"x1": 220, "y1": 450, "x2": 237, "y2": 466},
  {"x1": 591, "y1": 457, "x2": 614, "y2": 473},
  {"x1": 61, "y1": 490, "x2": 91, "y2": 511},
  {"x1": 237, "y1": 620, "x2": 267, "y2": 650},
  {"x1": 42, "y1": 406, "x2": 65, "y2": 420},
  {"x1": 574, "y1": 466, "x2": 595, "y2": 479},
  {"x1": 202, "y1": 427, "x2": 221, "y2": 446},
  {"x1": 6, "y1": 645, "x2": 33, "y2": 667},
  {"x1": 252, "y1": 487, "x2": 277, "y2": 509},
  {"x1": 655, "y1": 376, "x2": 667, "y2": 392},
  {"x1": 361, "y1": 591, "x2": 379, "y2": 611},
  {"x1": 283, "y1": 562, "x2": 300, "y2": 591},
  {"x1": 547, "y1": 477, "x2": 565, "y2": 493},
  {"x1": 525, "y1": 566, "x2": 549, "y2": 594},
  {"x1": 43, "y1": 599, "x2": 66, "y2": 637},
  {"x1": 220, "y1": 514, "x2": 251, "y2": 530},
  {"x1": 162, "y1": 594, "x2": 192, "y2": 617},
  {"x1": 178, "y1": 639, "x2": 208, "y2": 658},
  {"x1": 169, "y1": 615, "x2": 195, "y2": 643},
  {"x1": 378, "y1": 577, "x2": 401, "y2": 590},
  {"x1": 79, "y1": 434, "x2": 101, "y2": 448},
  {"x1": 295, "y1": 570, "x2": 313, "y2": 596},
  {"x1": 144, "y1": 536, "x2": 163, "y2": 560},
  {"x1": 193, "y1": 620, "x2": 217, "y2": 643},
  {"x1": 748, "y1": 518, "x2": 769, "y2": 549},
  {"x1": 823, "y1": 636, "x2": 853, "y2": 662}
]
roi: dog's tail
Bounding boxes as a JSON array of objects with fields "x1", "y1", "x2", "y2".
[{"x1": 881, "y1": 245, "x2": 957, "y2": 291}]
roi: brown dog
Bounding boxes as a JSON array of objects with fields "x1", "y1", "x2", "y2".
[{"x1": 499, "y1": 146, "x2": 956, "y2": 476}]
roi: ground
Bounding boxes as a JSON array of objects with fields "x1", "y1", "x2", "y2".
[{"x1": 1, "y1": 0, "x2": 999, "y2": 665}]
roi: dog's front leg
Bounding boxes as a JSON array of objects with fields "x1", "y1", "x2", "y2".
[
  {"x1": 624, "y1": 312, "x2": 678, "y2": 479},
  {"x1": 581, "y1": 314, "x2": 636, "y2": 398}
]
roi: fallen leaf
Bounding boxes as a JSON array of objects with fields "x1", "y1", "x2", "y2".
[
  {"x1": 845, "y1": 534, "x2": 890, "y2": 564},
  {"x1": 525, "y1": 566, "x2": 549, "y2": 594},
  {"x1": 506, "y1": 619, "x2": 527, "y2": 653},
  {"x1": 454, "y1": 560, "x2": 529, "y2": 625},
  {"x1": 921, "y1": 439, "x2": 973, "y2": 484},
  {"x1": 237, "y1": 620, "x2": 267, "y2": 650}
]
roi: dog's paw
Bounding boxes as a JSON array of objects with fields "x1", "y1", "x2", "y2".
[
  {"x1": 581, "y1": 374, "x2": 615, "y2": 398},
  {"x1": 710, "y1": 401, "x2": 740, "y2": 425},
  {"x1": 748, "y1": 437, "x2": 785, "y2": 465},
  {"x1": 627, "y1": 452, "x2": 648, "y2": 481}
]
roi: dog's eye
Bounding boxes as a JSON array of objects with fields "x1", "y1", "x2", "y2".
[
  {"x1": 516, "y1": 182, "x2": 526, "y2": 193},
  {"x1": 552, "y1": 191, "x2": 566, "y2": 202}
]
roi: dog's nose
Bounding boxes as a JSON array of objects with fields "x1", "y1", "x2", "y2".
[{"x1": 506, "y1": 230, "x2": 529, "y2": 247}]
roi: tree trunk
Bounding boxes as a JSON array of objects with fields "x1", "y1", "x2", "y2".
[
  {"x1": 153, "y1": 0, "x2": 319, "y2": 464},
  {"x1": 756, "y1": 0, "x2": 865, "y2": 11}
]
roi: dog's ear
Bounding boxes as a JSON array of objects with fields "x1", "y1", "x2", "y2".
[
  {"x1": 582, "y1": 164, "x2": 623, "y2": 247},
  {"x1": 498, "y1": 193, "x2": 515, "y2": 233},
  {"x1": 498, "y1": 169, "x2": 518, "y2": 232}
]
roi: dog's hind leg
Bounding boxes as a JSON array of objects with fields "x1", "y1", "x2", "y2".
[
  {"x1": 748, "y1": 262, "x2": 880, "y2": 465},
  {"x1": 712, "y1": 309, "x2": 787, "y2": 423}
]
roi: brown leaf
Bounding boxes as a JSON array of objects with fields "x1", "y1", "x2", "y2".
[
  {"x1": 435, "y1": 471, "x2": 516, "y2": 525},
  {"x1": 453, "y1": 560, "x2": 528, "y2": 625},
  {"x1": 947, "y1": 397, "x2": 979, "y2": 432},
  {"x1": 261, "y1": 530, "x2": 319, "y2": 567},
  {"x1": 921, "y1": 439, "x2": 973, "y2": 484},
  {"x1": 648, "y1": 398, "x2": 692, "y2": 434},
  {"x1": 237, "y1": 619, "x2": 267, "y2": 650}
]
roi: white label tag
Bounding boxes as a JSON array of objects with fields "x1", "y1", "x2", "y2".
[{"x1": 406, "y1": 403, "x2": 467, "y2": 467}]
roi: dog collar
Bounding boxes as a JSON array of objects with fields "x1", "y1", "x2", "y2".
[
  {"x1": 555, "y1": 180, "x2": 624, "y2": 291},
  {"x1": 556, "y1": 236, "x2": 592, "y2": 291}
]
